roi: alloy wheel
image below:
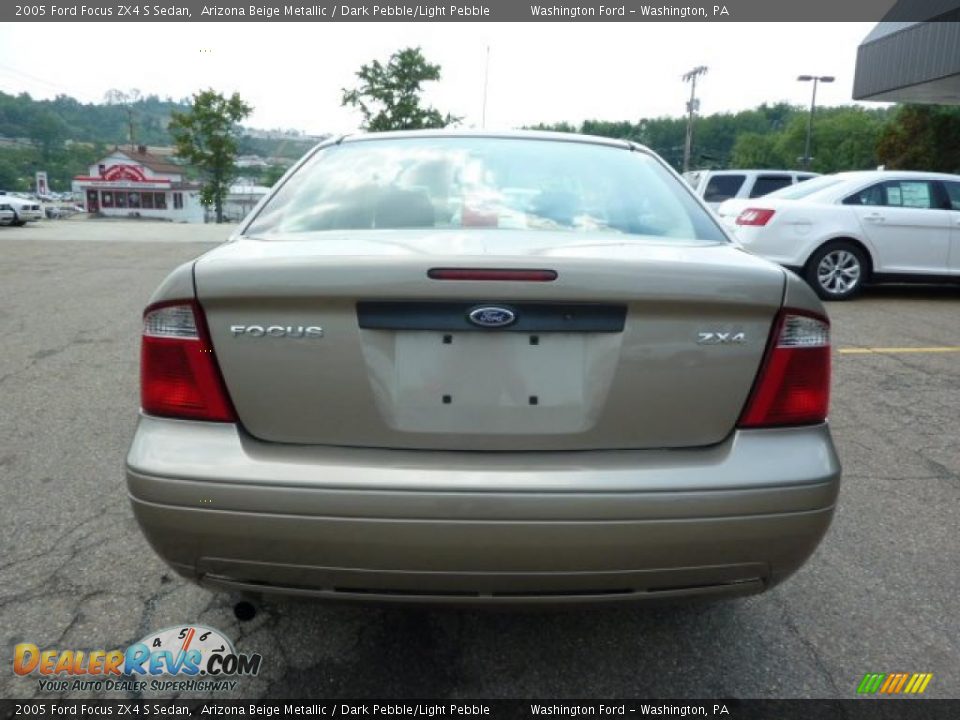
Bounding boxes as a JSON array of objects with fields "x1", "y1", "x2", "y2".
[{"x1": 817, "y1": 249, "x2": 861, "y2": 296}]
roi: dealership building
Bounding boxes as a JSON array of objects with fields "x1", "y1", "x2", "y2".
[
  {"x1": 854, "y1": 7, "x2": 960, "y2": 104},
  {"x1": 73, "y1": 146, "x2": 204, "y2": 223}
]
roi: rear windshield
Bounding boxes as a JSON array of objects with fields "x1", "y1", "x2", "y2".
[
  {"x1": 749, "y1": 174, "x2": 793, "y2": 197},
  {"x1": 702, "y1": 174, "x2": 746, "y2": 203},
  {"x1": 245, "y1": 137, "x2": 727, "y2": 242}
]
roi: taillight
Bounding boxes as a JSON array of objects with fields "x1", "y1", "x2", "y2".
[
  {"x1": 736, "y1": 208, "x2": 776, "y2": 226},
  {"x1": 140, "y1": 300, "x2": 236, "y2": 422},
  {"x1": 738, "y1": 310, "x2": 830, "y2": 428}
]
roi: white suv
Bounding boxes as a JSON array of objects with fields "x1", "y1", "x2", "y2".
[
  {"x1": 0, "y1": 202, "x2": 15, "y2": 226},
  {"x1": 0, "y1": 192, "x2": 44, "y2": 225},
  {"x1": 684, "y1": 170, "x2": 819, "y2": 210}
]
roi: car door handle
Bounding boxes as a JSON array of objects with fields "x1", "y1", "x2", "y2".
[{"x1": 863, "y1": 213, "x2": 885, "y2": 223}]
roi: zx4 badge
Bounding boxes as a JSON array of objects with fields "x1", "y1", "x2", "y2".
[{"x1": 697, "y1": 331, "x2": 746, "y2": 345}]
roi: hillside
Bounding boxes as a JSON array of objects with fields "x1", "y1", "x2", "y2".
[
  {"x1": 0, "y1": 91, "x2": 320, "y2": 191},
  {"x1": 0, "y1": 91, "x2": 187, "y2": 148}
]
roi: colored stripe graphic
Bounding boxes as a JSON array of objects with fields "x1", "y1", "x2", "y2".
[
  {"x1": 891, "y1": 673, "x2": 909, "y2": 693},
  {"x1": 858, "y1": 673, "x2": 933, "y2": 695},
  {"x1": 857, "y1": 673, "x2": 885, "y2": 694},
  {"x1": 880, "y1": 674, "x2": 897, "y2": 693}
]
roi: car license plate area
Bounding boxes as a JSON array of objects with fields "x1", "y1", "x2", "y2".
[{"x1": 389, "y1": 331, "x2": 590, "y2": 435}]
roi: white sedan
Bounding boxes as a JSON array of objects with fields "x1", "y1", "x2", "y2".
[{"x1": 717, "y1": 171, "x2": 960, "y2": 300}]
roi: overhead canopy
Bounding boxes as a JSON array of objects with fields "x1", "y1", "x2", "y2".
[{"x1": 853, "y1": 4, "x2": 960, "y2": 104}]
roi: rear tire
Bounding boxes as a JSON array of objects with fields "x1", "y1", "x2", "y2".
[
  {"x1": 12, "y1": 217, "x2": 26, "y2": 227},
  {"x1": 805, "y1": 241, "x2": 867, "y2": 301}
]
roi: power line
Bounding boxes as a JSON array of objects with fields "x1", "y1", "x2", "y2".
[{"x1": 0, "y1": 62, "x2": 75, "y2": 95}]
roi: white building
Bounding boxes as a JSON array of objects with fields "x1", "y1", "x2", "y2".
[
  {"x1": 73, "y1": 146, "x2": 204, "y2": 223},
  {"x1": 234, "y1": 155, "x2": 271, "y2": 169},
  {"x1": 222, "y1": 182, "x2": 271, "y2": 222}
]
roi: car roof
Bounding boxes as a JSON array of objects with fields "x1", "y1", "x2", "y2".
[
  {"x1": 828, "y1": 170, "x2": 960, "y2": 182},
  {"x1": 700, "y1": 169, "x2": 814, "y2": 175},
  {"x1": 336, "y1": 128, "x2": 646, "y2": 153}
]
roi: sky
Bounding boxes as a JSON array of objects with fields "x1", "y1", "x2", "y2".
[{"x1": 0, "y1": 22, "x2": 882, "y2": 135}]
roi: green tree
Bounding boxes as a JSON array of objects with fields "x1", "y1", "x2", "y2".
[
  {"x1": 522, "y1": 102, "x2": 893, "y2": 173},
  {"x1": 730, "y1": 132, "x2": 787, "y2": 168},
  {"x1": 168, "y1": 90, "x2": 252, "y2": 223},
  {"x1": 262, "y1": 164, "x2": 288, "y2": 187},
  {"x1": 28, "y1": 110, "x2": 68, "y2": 162},
  {"x1": 526, "y1": 121, "x2": 579, "y2": 134},
  {"x1": 341, "y1": 47, "x2": 460, "y2": 131},
  {"x1": 0, "y1": 157, "x2": 24, "y2": 189},
  {"x1": 812, "y1": 109, "x2": 883, "y2": 172},
  {"x1": 581, "y1": 120, "x2": 638, "y2": 140},
  {"x1": 772, "y1": 107, "x2": 883, "y2": 173},
  {"x1": 876, "y1": 105, "x2": 960, "y2": 173}
]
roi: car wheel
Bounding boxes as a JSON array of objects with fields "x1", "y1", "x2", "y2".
[
  {"x1": 806, "y1": 242, "x2": 867, "y2": 301},
  {"x1": 12, "y1": 215, "x2": 26, "y2": 227}
]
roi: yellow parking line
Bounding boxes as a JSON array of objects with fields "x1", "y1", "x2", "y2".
[{"x1": 838, "y1": 347, "x2": 960, "y2": 355}]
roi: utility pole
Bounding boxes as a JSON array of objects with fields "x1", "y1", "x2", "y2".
[
  {"x1": 481, "y1": 45, "x2": 490, "y2": 129},
  {"x1": 681, "y1": 66, "x2": 708, "y2": 173},
  {"x1": 125, "y1": 105, "x2": 136, "y2": 147},
  {"x1": 797, "y1": 75, "x2": 834, "y2": 170}
]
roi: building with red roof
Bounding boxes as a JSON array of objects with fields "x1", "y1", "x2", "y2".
[{"x1": 73, "y1": 145, "x2": 204, "y2": 222}]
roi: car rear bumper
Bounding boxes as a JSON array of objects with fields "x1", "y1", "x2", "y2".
[{"x1": 126, "y1": 416, "x2": 840, "y2": 604}]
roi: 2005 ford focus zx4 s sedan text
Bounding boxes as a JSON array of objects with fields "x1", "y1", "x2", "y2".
[{"x1": 126, "y1": 131, "x2": 841, "y2": 604}]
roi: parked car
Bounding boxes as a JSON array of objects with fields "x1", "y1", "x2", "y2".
[
  {"x1": 127, "y1": 131, "x2": 839, "y2": 605},
  {"x1": 0, "y1": 202, "x2": 15, "y2": 226},
  {"x1": 717, "y1": 170, "x2": 960, "y2": 300},
  {"x1": 0, "y1": 192, "x2": 44, "y2": 225},
  {"x1": 684, "y1": 169, "x2": 819, "y2": 210}
]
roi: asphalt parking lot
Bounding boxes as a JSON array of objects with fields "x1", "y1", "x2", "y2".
[{"x1": 1, "y1": 220, "x2": 958, "y2": 700}]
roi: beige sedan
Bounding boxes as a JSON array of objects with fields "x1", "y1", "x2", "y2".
[{"x1": 127, "y1": 131, "x2": 840, "y2": 604}]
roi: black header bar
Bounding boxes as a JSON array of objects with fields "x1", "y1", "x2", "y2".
[
  {"x1": 3, "y1": 700, "x2": 960, "y2": 719},
  {"x1": 5, "y1": 0, "x2": 957, "y2": 23}
]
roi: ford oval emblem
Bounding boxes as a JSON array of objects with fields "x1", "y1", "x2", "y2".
[{"x1": 468, "y1": 306, "x2": 517, "y2": 328}]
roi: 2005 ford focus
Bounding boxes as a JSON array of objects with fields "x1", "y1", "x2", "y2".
[{"x1": 126, "y1": 131, "x2": 840, "y2": 604}]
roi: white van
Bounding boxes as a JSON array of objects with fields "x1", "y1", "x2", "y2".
[{"x1": 684, "y1": 170, "x2": 819, "y2": 210}]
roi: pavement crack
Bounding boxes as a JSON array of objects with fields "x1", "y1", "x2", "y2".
[
  {"x1": 773, "y1": 593, "x2": 841, "y2": 696},
  {"x1": 0, "y1": 504, "x2": 127, "y2": 574}
]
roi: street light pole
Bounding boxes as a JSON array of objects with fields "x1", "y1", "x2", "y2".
[
  {"x1": 682, "y1": 65, "x2": 708, "y2": 174},
  {"x1": 797, "y1": 74, "x2": 834, "y2": 170}
]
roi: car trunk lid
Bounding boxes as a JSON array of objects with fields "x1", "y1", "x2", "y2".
[{"x1": 195, "y1": 230, "x2": 785, "y2": 450}]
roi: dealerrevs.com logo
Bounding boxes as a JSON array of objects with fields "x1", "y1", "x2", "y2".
[{"x1": 13, "y1": 625, "x2": 262, "y2": 693}]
